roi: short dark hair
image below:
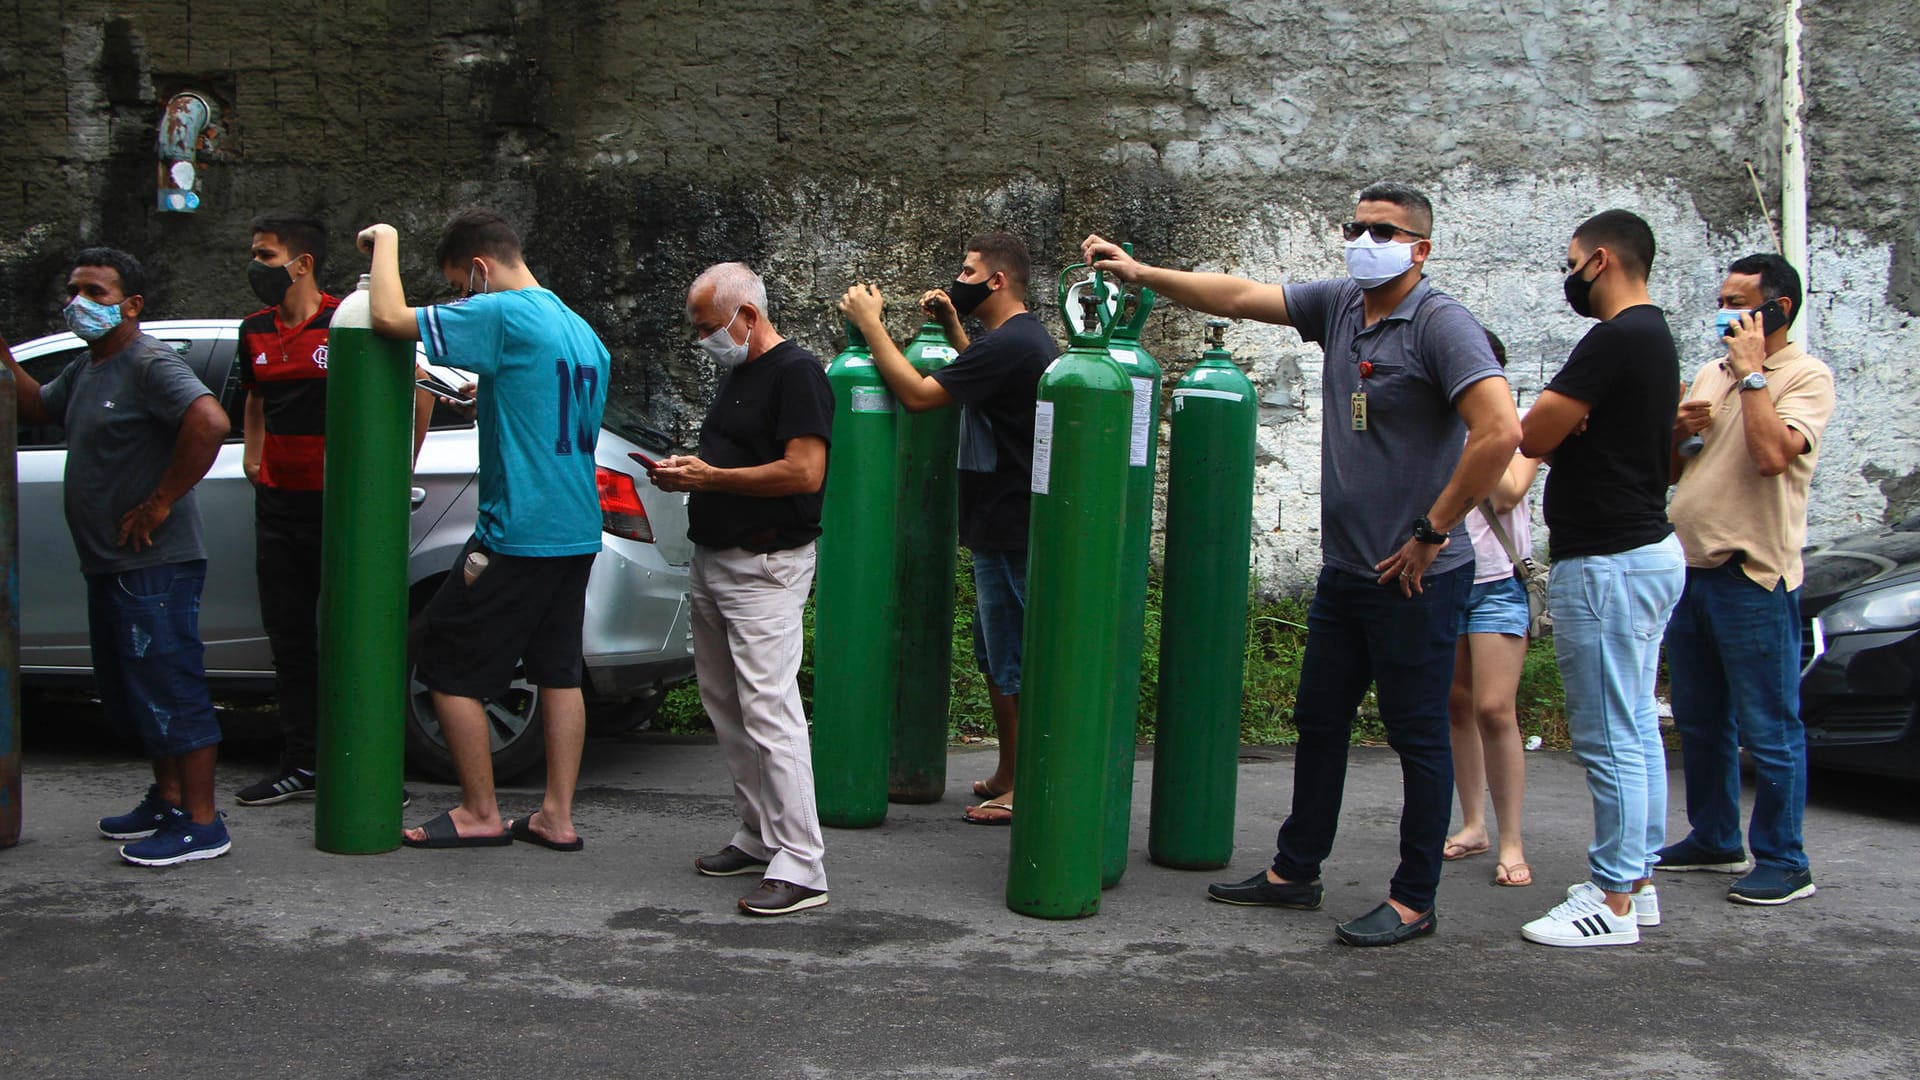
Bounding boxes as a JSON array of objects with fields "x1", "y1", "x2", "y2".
[
  {"x1": 1727, "y1": 253, "x2": 1804, "y2": 328},
  {"x1": 1484, "y1": 328, "x2": 1507, "y2": 369},
  {"x1": 72, "y1": 247, "x2": 147, "y2": 298},
  {"x1": 249, "y1": 210, "x2": 328, "y2": 275},
  {"x1": 435, "y1": 209, "x2": 524, "y2": 269},
  {"x1": 965, "y1": 232, "x2": 1030, "y2": 290},
  {"x1": 1572, "y1": 209, "x2": 1656, "y2": 279},
  {"x1": 1357, "y1": 181, "x2": 1434, "y2": 234}
]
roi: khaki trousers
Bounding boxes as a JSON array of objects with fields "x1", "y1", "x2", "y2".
[{"x1": 689, "y1": 542, "x2": 827, "y2": 890}]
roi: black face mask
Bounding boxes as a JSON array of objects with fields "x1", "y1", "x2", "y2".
[
  {"x1": 248, "y1": 260, "x2": 296, "y2": 308},
  {"x1": 946, "y1": 276, "x2": 993, "y2": 318},
  {"x1": 1562, "y1": 253, "x2": 1598, "y2": 319}
]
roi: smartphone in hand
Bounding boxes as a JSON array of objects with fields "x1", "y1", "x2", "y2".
[{"x1": 416, "y1": 374, "x2": 475, "y2": 407}]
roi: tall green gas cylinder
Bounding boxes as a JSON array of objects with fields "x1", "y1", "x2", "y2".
[
  {"x1": 1005, "y1": 266, "x2": 1133, "y2": 920},
  {"x1": 1150, "y1": 319, "x2": 1257, "y2": 869},
  {"x1": 812, "y1": 319, "x2": 899, "y2": 828},
  {"x1": 315, "y1": 275, "x2": 413, "y2": 854},
  {"x1": 890, "y1": 322, "x2": 961, "y2": 803},
  {"x1": 1100, "y1": 259, "x2": 1161, "y2": 890}
]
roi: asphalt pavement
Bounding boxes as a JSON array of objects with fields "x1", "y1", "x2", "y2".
[{"x1": 3, "y1": 719, "x2": 1916, "y2": 1079}]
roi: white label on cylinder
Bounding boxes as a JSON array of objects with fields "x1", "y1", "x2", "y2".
[
  {"x1": 851, "y1": 387, "x2": 892, "y2": 414},
  {"x1": 1172, "y1": 387, "x2": 1244, "y2": 403},
  {"x1": 1030, "y1": 401, "x2": 1055, "y2": 495},
  {"x1": 924, "y1": 346, "x2": 958, "y2": 360},
  {"x1": 842, "y1": 358, "x2": 874, "y2": 368},
  {"x1": 1129, "y1": 376, "x2": 1154, "y2": 467}
]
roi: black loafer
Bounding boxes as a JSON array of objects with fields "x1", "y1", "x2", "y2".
[
  {"x1": 1334, "y1": 902, "x2": 1437, "y2": 946},
  {"x1": 1207, "y1": 871, "x2": 1324, "y2": 910},
  {"x1": 695, "y1": 845, "x2": 770, "y2": 877}
]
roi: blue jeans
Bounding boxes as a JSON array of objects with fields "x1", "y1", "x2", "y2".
[
  {"x1": 85, "y1": 560, "x2": 221, "y2": 758},
  {"x1": 970, "y1": 550, "x2": 1028, "y2": 696},
  {"x1": 1550, "y1": 535, "x2": 1684, "y2": 892},
  {"x1": 1664, "y1": 563, "x2": 1809, "y2": 872},
  {"x1": 1273, "y1": 563, "x2": 1470, "y2": 914}
]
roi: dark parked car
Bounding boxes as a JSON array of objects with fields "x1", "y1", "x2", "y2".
[
  {"x1": 13, "y1": 320, "x2": 696, "y2": 781},
  {"x1": 1799, "y1": 515, "x2": 1920, "y2": 781}
]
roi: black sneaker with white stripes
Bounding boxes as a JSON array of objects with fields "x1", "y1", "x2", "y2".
[
  {"x1": 1521, "y1": 882, "x2": 1640, "y2": 947},
  {"x1": 235, "y1": 767, "x2": 316, "y2": 806}
]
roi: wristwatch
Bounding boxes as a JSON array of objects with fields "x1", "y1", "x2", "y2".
[
  {"x1": 1411, "y1": 516, "x2": 1448, "y2": 544},
  {"x1": 1739, "y1": 371, "x2": 1769, "y2": 392}
]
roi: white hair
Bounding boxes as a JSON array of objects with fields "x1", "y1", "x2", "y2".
[{"x1": 689, "y1": 261, "x2": 768, "y2": 317}]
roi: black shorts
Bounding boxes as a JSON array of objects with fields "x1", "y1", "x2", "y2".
[{"x1": 416, "y1": 537, "x2": 596, "y2": 699}]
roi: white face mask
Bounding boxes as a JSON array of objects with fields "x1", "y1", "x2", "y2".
[
  {"x1": 1344, "y1": 234, "x2": 1417, "y2": 290},
  {"x1": 697, "y1": 306, "x2": 749, "y2": 368}
]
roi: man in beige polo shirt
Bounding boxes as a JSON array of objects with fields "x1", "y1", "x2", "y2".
[{"x1": 1659, "y1": 253, "x2": 1834, "y2": 907}]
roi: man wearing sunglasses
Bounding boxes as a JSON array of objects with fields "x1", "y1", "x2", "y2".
[{"x1": 1084, "y1": 181, "x2": 1521, "y2": 946}]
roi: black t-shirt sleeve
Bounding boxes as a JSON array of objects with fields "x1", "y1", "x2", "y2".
[
  {"x1": 931, "y1": 330, "x2": 1025, "y2": 407},
  {"x1": 772, "y1": 357, "x2": 834, "y2": 446},
  {"x1": 1546, "y1": 322, "x2": 1619, "y2": 406}
]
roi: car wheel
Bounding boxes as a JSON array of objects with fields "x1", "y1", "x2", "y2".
[{"x1": 403, "y1": 612, "x2": 548, "y2": 784}]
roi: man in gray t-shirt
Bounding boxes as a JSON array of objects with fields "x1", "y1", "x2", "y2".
[
  {"x1": 4, "y1": 247, "x2": 233, "y2": 867},
  {"x1": 1084, "y1": 182, "x2": 1521, "y2": 947}
]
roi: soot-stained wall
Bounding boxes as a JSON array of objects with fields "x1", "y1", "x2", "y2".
[{"x1": 3, "y1": 1, "x2": 1916, "y2": 586}]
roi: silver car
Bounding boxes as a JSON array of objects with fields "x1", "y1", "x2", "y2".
[{"x1": 12, "y1": 319, "x2": 695, "y2": 780}]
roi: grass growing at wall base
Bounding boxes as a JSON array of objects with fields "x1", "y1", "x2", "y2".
[{"x1": 656, "y1": 551, "x2": 1570, "y2": 749}]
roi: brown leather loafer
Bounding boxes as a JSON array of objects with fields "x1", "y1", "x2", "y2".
[
  {"x1": 739, "y1": 878, "x2": 828, "y2": 916},
  {"x1": 695, "y1": 845, "x2": 770, "y2": 877}
]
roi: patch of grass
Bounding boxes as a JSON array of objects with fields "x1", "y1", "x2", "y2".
[{"x1": 649, "y1": 551, "x2": 1571, "y2": 749}]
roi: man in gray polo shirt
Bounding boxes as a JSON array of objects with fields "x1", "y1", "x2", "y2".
[{"x1": 1084, "y1": 181, "x2": 1520, "y2": 946}]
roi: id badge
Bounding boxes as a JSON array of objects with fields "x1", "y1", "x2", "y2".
[{"x1": 1350, "y1": 391, "x2": 1368, "y2": 431}]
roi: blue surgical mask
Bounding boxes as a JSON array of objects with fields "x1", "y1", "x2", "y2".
[
  {"x1": 64, "y1": 295, "x2": 124, "y2": 342},
  {"x1": 1713, "y1": 308, "x2": 1749, "y2": 347}
]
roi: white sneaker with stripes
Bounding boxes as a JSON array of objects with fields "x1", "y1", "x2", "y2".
[
  {"x1": 1567, "y1": 881, "x2": 1661, "y2": 926},
  {"x1": 1523, "y1": 882, "x2": 1640, "y2": 947}
]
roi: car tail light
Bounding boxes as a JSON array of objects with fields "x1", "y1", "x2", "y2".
[{"x1": 597, "y1": 465, "x2": 655, "y2": 543}]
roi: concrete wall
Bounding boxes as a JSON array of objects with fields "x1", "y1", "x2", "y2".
[{"x1": 3, "y1": 0, "x2": 1915, "y2": 588}]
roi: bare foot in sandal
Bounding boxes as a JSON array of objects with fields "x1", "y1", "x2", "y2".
[
  {"x1": 1443, "y1": 828, "x2": 1490, "y2": 861},
  {"x1": 1494, "y1": 861, "x2": 1533, "y2": 887}
]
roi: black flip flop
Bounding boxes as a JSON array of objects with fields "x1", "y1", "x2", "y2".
[
  {"x1": 402, "y1": 810, "x2": 511, "y2": 849},
  {"x1": 509, "y1": 812, "x2": 584, "y2": 852}
]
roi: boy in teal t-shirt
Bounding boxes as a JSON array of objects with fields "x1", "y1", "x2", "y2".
[{"x1": 356, "y1": 210, "x2": 609, "y2": 854}]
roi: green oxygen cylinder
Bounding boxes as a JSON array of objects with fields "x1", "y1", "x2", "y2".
[
  {"x1": 1099, "y1": 254, "x2": 1161, "y2": 890},
  {"x1": 1150, "y1": 319, "x2": 1257, "y2": 869},
  {"x1": 890, "y1": 322, "x2": 960, "y2": 803},
  {"x1": 315, "y1": 275, "x2": 413, "y2": 854},
  {"x1": 812, "y1": 318, "x2": 899, "y2": 828},
  {"x1": 1005, "y1": 265, "x2": 1133, "y2": 920}
]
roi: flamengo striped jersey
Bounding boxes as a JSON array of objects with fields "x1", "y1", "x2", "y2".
[{"x1": 238, "y1": 293, "x2": 339, "y2": 491}]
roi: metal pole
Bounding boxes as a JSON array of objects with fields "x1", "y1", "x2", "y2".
[{"x1": 314, "y1": 275, "x2": 413, "y2": 853}]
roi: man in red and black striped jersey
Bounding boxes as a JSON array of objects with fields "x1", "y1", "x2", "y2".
[{"x1": 233, "y1": 212, "x2": 433, "y2": 806}]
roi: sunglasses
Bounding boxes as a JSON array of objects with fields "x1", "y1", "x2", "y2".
[{"x1": 1341, "y1": 221, "x2": 1428, "y2": 243}]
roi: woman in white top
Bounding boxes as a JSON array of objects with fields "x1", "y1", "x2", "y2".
[{"x1": 1443, "y1": 333, "x2": 1542, "y2": 886}]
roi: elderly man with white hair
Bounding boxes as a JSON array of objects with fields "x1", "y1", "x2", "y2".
[{"x1": 651, "y1": 262, "x2": 835, "y2": 916}]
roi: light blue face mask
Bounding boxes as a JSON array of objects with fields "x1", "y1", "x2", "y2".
[
  {"x1": 1713, "y1": 307, "x2": 1751, "y2": 348},
  {"x1": 64, "y1": 295, "x2": 124, "y2": 342}
]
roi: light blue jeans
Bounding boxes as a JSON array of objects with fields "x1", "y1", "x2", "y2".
[{"x1": 1550, "y1": 534, "x2": 1685, "y2": 892}]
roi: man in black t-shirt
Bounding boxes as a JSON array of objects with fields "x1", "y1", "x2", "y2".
[
  {"x1": 1518, "y1": 210, "x2": 1686, "y2": 949},
  {"x1": 840, "y1": 232, "x2": 1058, "y2": 826},
  {"x1": 654, "y1": 262, "x2": 835, "y2": 917}
]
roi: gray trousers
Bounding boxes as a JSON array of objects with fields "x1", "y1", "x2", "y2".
[{"x1": 689, "y1": 542, "x2": 827, "y2": 891}]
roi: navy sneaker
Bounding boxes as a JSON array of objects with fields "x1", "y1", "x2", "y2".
[
  {"x1": 99, "y1": 785, "x2": 177, "y2": 840},
  {"x1": 119, "y1": 808, "x2": 232, "y2": 867},
  {"x1": 1654, "y1": 836, "x2": 1751, "y2": 874},
  {"x1": 1729, "y1": 865, "x2": 1817, "y2": 906}
]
